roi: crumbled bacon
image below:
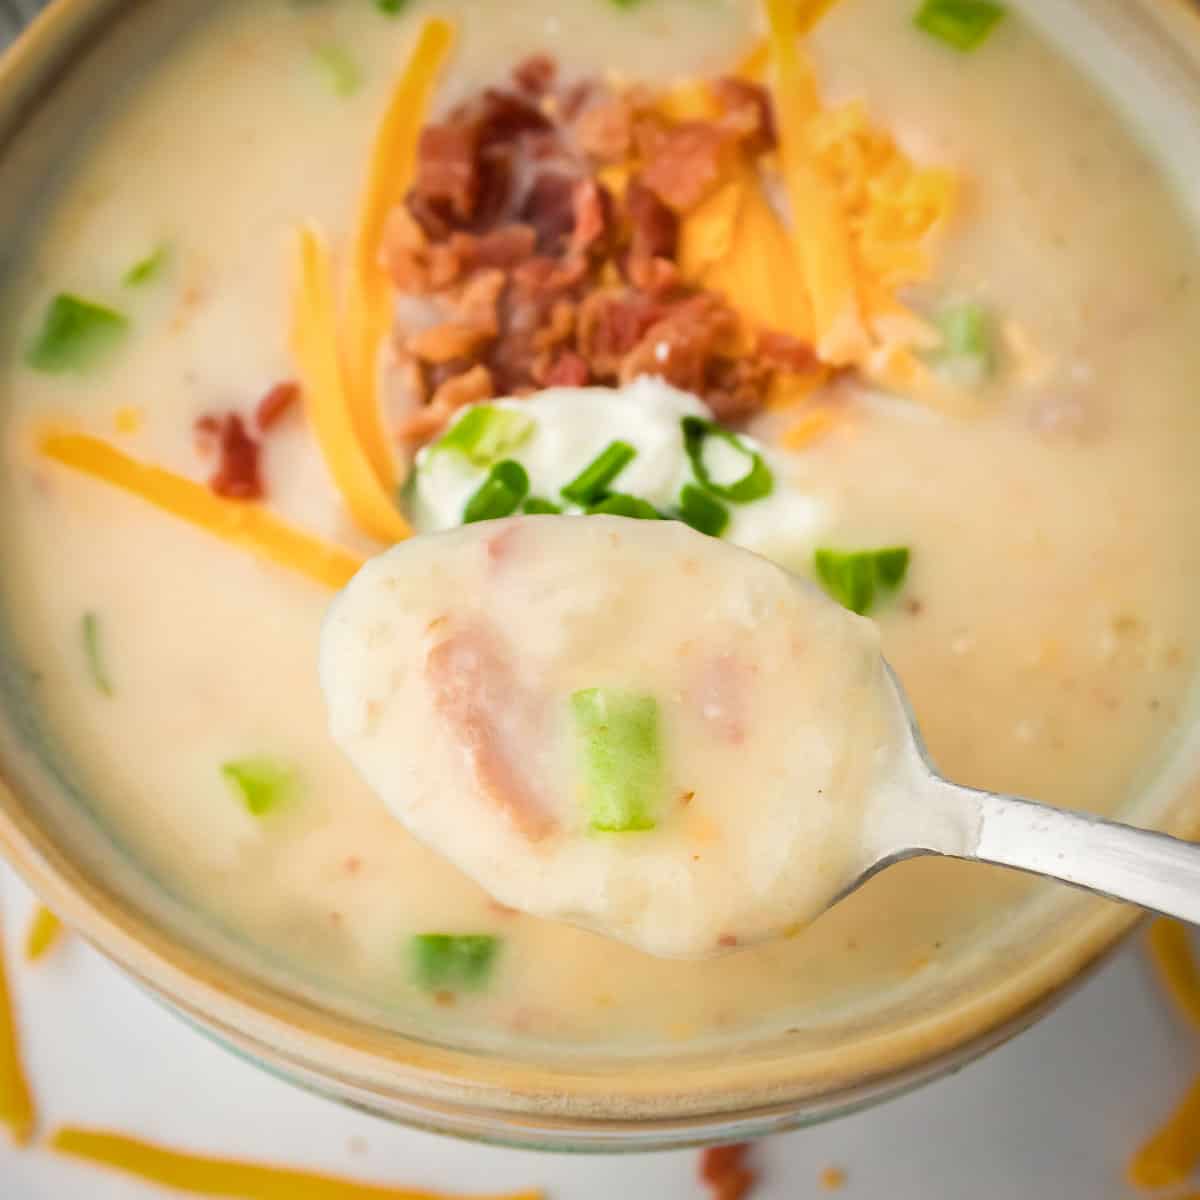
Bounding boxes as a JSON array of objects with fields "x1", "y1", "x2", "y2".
[
  {"x1": 700, "y1": 1144, "x2": 758, "y2": 1200},
  {"x1": 255, "y1": 381, "x2": 300, "y2": 431},
  {"x1": 712, "y1": 77, "x2": 777, "y2": 154},
  {"x1": 196, "y1": 413, "x2": 263, "y2": 501},
  {"x1": 639, "y1": 121, "x2": 733, "y2": 212},
  {"x1": 386, "y1": 59, "x2": 789, "y2": 440},
  {"x1": 758, "y1": 329, "x2": 818, "y2": 373},
  {"x1": 512, "y1": 54, "x2": 556, "y2": 97},
  {"x1": 574, "y1": 94, "x2": 635, "y2": 163}
]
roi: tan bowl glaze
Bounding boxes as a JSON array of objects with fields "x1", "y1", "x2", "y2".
[{"x1": 2, "y1": 0, "x2": 1200, "y2": 1152}]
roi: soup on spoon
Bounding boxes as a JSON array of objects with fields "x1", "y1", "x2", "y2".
[{"x1": 321, "y1": 514, "x2": 917, "y2": 959}]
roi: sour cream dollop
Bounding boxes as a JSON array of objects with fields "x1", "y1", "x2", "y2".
[
  {"x1": 410, "y1": 377, "x2": 830, "y2": 574},
  {"x1": 321, "y1": 516, "x2": 907, "y2": 958}
]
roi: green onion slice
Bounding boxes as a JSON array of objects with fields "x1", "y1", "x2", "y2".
[
  {"x1": 914, "y1": 0, "x2": 1005, "y2": 51},
  {"x1": 80, "y1": 612, "x2": 113, "y2": 697},
  {"x1": 411, "y1": 934, "x2": 500, "y2": 992},
  {"x1": 463, "y1": 460, "x2": 529, "y2": 524},
  {"x1": 587, "y1": 493, "x2": 661, "y2": 520},
  {"x1": 26, "y1": 294, "x2": 128, "y2": 374},
  {"x1": 434, "y1": 405, "x2": 536, "y2": 467},
  {"x1": 561, "y1": 441, "x2": 636, "y2": 506},
  {"x1": 932, "y1": 302, "x2": 993, "y2": 386},
  {"x1": 571, "y1": 688, "x2": 662, "y2": 833},
  {"x1": 523, "y1": 497, "x2": 563, "y2": 515},
  {"x1": 221, "y1": 758, "x2": 296, "y2": 817},
  {"x1": 123, "y1": 244, "x2": 170, "y2": 288},
  {"x1": 681, "y1": 417, "x2": 773, "y2": 504},
  {"x1": 676, "y1": 484, "x2": 730, "y2": 538},
  {"x1": 312, "y1": 44, "x2": 363, "y2": 97},
  {"x1": 814, "y1": 547, "x2": 911, "y2": 616}
]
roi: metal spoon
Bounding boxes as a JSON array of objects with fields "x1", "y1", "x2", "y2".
[{"x1": 847, "y1": 663, "x2": 1200, "y2": 925}]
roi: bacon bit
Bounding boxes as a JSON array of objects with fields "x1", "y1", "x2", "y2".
[
  {"x1": 466, "y1": 224, "x2": 538, "y2": 270},
  {"x1": 626, "y1": 177, "x2": 679, "y2": 269},
  {"x1": 758, "y1": 329, "x2": 818, "y2": 373},
  {"x1": 627, "y1": 255, "x2": 680, "y2": 299},
  {"x1": 409, "y1": 321, "x2": 494, "y2": 364},
  {"x1": 431, "y1": 364, "x2": 494, "y2": 413},
  {"x1": 415, "y1": 123, "x2": 479, "y2": 221},
  {"x1": 712, "y1": 76, "x2": 777, "y2": 153},
  {"x1": 717, "y1": 934, "x2": 739, "y2": 948},
  {"x1": 196, "y1": 414, "x2": 263, "y2": 501},
  {"x1": 513, "y1": 54, "x2": 556, "y2": 96},
  {"x1": 619, "y1": 293, "x2": 739, "y2": 392},
  {"x1": 255, "y1": 381, "x2": 300, "y2": 431},
  {"x1": 700, "y1": 1144, "x2": 758, "y2": 1200},
  {"x1": 639, "y1": 121, "x2": 733, "y2": 213},
  {"x1": 521, "y1": 171, "x2": 582, "y2": 254},
  {"x1": 574, "y1": 95, "x2": 636, "y2": 163},
  {"x1": 425, "y1": 624, "x2": 556, "y2": 841},
  {"x1": 570, "y1": 178, "x2": 614, "y2": 258},
  {"x1": 704, "y1": 357, "x2": 773, "y2": 424},
  {"x1": 542, "y1": 350, "x2": 590, "y2": 387},
  {"x1": 532, "y1": 300, "x2": 576, "y2": 353}
]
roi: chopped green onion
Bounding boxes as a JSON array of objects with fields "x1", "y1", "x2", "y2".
[
  {"x1": 411, "y1": 934, "x2": 499, "y2": 992},
  {"x1": 914, "y1": 0, "x2": 1005, "y2": 51},
  {"x1": 375, "y1": 0, "x2": 410, "y2": 11},
  {"x1": 80, "y1": 612, "x2": 113, "y2": 698},
  {"x1": 587, "y1": 493, "x2": 661, "y2": 520},
  {"x1": 561, "y1": 441, "x2": 636, "y2": 506},
  {"x1": 931, "y1": 302, "x2": 994, "y2": 386},
  {"x1": 312, "y1": 44, "x2": 363, "y2": 97},
  {"x1": 676, "y1": 483, "x2": 729, "y2": 538},
  {"x1": 681, "y1": 417, "x2": 773, "y2": 504},
  {"x1": 221, "y1": 759, "x2": 296, "y2": 817},
  {"x1": 571, "y1": 689, "x2": 661, "y2": 833},
  {"x1": 123, "y1": 244, "x2": 170, "y2": 288},
  {"x1": 814, "y1": 547, "x2": 911, "y2": 616},
  {"x1": 26, "y1": 294, "x2": 128, "y2": 374},
  {"x1": 435, "y1": 405, "x2": 536, "y2": 467},
  {"x1": 523, "y1": 497, "x2": 563, "y2": 515},
  {"x1": 463, "y1": 460, "x2": 529, "y2": 524}
]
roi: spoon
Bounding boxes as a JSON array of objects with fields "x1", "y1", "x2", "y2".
[
  {"x1": 323, "y1": 515, "x2": 1200, "y2": 957},
  {"x1": 855, "y1": 662, "x2": 1200, "y2": 927}
]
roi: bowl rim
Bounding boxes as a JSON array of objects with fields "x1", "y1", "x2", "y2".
[{"x1": 0, "y1": 0, "x2": 1197, "y2": 1150}]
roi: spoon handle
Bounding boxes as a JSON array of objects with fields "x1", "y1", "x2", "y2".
[{"x1": 934, "y1": 782, "x2": 1200, "y2": 925}]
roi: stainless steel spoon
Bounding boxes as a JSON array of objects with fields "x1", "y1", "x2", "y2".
[{"x1": 847, "y1": 663, "x2": 1200, "y2": 925}]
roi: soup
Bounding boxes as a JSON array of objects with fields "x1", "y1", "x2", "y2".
[{"x1": 2, "y1": 0, "x2": 1200, "y2": 1058}]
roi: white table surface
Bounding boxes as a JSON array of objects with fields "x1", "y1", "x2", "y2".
[{"x1": 0, "y1": 863, "x2": 1191, "y2": 1200}]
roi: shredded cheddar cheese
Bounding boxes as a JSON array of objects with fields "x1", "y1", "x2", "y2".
[
  {"x1": 0, "y1": 914, "x2": 35, "y2": 1146},
  {"x1": 345, "y1": 17, "x2": 456, "y2": 491},
  {"x1": 24, "y1": 908, "x2": 63, "y2": 963},
  {"x1": 1129, "y1": 1074, "x2": 1200, "y2": 1191},
  {"x1": 1148, "y1": 918, "x2": 1200, "y2": 1030},
  {"x1": 292, "y1": 226, "x2": 413, "y2": 545},
  {"x1": 781, "y1": 406, "x2": 841, "y2": 448},
  {"x1": 51, "y1": 1128, "x2": 543, "y2": 1200},
  {"x1": 40, "y1": 430, "x2": 363, "y2": 590}
]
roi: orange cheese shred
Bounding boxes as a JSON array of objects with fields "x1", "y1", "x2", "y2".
[
  {"x1": 345, "y1": 17, "x2": 456, "y2": 491},
  {"x1": 292, "y1": 226, "x2": 413, "y2": 545},
  {"x1": 0, "y1": 913, "x2": 36, "y2": 1146},
  {"x1": 1129, "y1": 1073, "x2": 1200, "y2": 1191},
  {"x1": 24, "y1": 907, "x2": 63, "y2": 963},
  {"x1": 1147, "y1": 918, "x2": 1200, "y2": 1030},
  {"x1": 51, "y1": 1128, "x2": 543, "y2": 1200},
  {"x1": 40, "y1": 431, "x2": 363, "y2": 591}
]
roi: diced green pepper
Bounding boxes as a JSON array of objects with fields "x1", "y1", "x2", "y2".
[
  {"x1": 221, "y1": 759, "x2": 296, "y2": 817},
  {"x1": 26, "y1": 294, "x2": 128, "y2": 374},
  {"x1": 561, "y1": 441, "x2": 636, "y2": 506},
  {"x1": 587, "y1": 493, "x2": 661, "y2": 520},
  {"x1": 463, "y1": 460, "x2": 530, "y2": 524},
  {"x1": 410, "y1": 934, "x2": 499, "y2": 992},
  {"x1": 571, "y1": 689, "x2": 662, "y2": 833},
  {"x1": 676, "y1": 483, "x2": 730, "y2": 538},
  {"x1": 434, "y1": 405, "x2": 536, "y2": 467},
  {"x1": 681, "y1": 417, "x2": 773, "y2": 503},
  {"x1": 914, "y1": 0, "x2": 1005, "y2": 51},
  {"x1": 814, "y1": 546, "x2": 911, "y2": 616}
]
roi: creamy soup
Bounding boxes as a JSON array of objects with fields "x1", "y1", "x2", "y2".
[{"x1": 3, "y1": 0, "x2": 1200, "y2": 1055}]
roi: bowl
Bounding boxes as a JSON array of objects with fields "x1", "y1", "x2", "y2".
[{"x1": 1, "y1": 0, "x2": 1200, "y2": 1152}]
